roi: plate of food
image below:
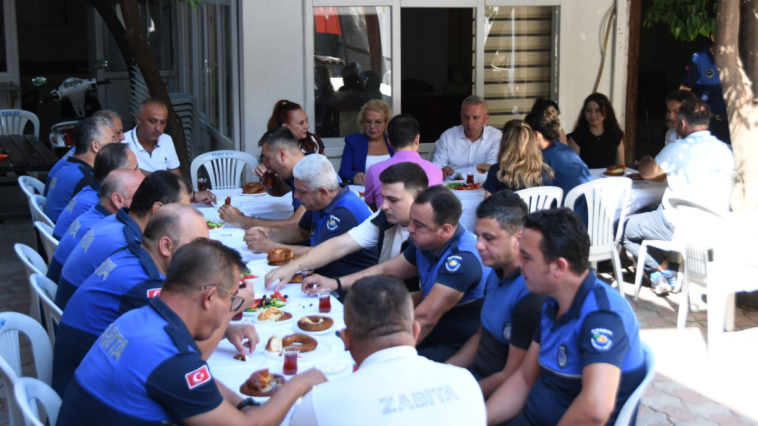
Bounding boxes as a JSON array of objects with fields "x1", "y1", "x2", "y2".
[
  {"x1": 251, "y1": 307, "x2": 294, "y2": 325},
  {"x1": 243, "y1": 292, "x2": 288, "y2": 315},
  {"x1": 239, "y1": 268, "x2": 259, "y2": 286},
  {"x1": 447, "y1": 182, "x2": 483, "y2": 191},
  {"x1": 206, "y1": 218, "x2": 225, "y2": 230},
  {"x1": 294, "y1": 315, "x2": 334, "y2": 335},
  {"x1": 242, "y1": 182, "x2": 267, "y2": 195},
  {"x1": 239, "y1": 368, "x2": 286, "y2": 397},
  {"x1": 601, "y1": 165, "x2": 627, "y2": 177},
  {"x1": 267, "y1": 248, "x2": 299, "y2": 267},
  {"x1": 263, "y1": 333, "x2": 332, "y2": 362}
]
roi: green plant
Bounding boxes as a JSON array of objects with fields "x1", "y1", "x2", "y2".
[{"x1": 643, "y1": 0, "x2": 715, "y2": 41}]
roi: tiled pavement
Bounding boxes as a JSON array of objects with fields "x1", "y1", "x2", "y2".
[{"x1": 0, "y1": 184, "x2": 756, "y2": 425}]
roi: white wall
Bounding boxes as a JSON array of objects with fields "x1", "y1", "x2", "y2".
[
  {"x1": 239, "y1": 0, "x2": 631, "y2": 155},
  {"x1": 240, "y1": 0, "x2": 307, "y2": 156}
]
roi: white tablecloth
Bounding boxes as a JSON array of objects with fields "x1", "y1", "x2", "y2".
[{"x1": 588, "y1": 168, "x2": 667, "y2": 221}]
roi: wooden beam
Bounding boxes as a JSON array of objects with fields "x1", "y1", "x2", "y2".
[{"x1": 624, "y1": 0, "x2": 642, "y2": 165}]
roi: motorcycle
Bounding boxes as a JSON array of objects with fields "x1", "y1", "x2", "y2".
[{"x1": 32, "y1": 59, "x2": 112, "y2": 149}]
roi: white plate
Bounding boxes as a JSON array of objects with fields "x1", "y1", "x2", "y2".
[
  {"x1": 291, "y1": 319, "x2": 336, "y2": 336},
  {"x1": 263, "y1": 339, "x2": 332, "y2": 362},
  {"x1": 315, "y1": 360, "x2": 348, "y2": 375},
  {"x1": 206, "y1": 219, "x2": 226, "y2": 230},
  {"x1": 246, "y1": 310, "x2": 295, "y2": 325}
]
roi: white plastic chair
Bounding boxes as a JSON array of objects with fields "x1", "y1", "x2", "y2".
[
  {"x1": 190, "y1": 150, "x2": 258, "y2": 191},
  {"x1": 14, "y1": 377, "x2": 61, "y2": 426},
  {"x1": 0, "y1": 110, "x2": 40, "y2": 137},
  {"x1": 565, "y1": 178, "x2": 632, "y2": 296},
  {"x1": 613, "y1": 342, "x2": 656, "y2": 426},
  {"x1": 29, "y1": 275, "x2": 61, "y2": 349},
  {"x1": 0, "y1": 312, "x2": 53, "y2": 426},
  {"x1": 30, "y1": 195, "x2": 54, "y2": 229},
  {"x1": 14, "y1": 244, "x2": 47, "y2": 323},
  {"x1": 427, "y1": 144, "x2": 437, "y2": 162},
  {"x1": 668, "y1": 198, "x2": 758, "y2": 352},
  {"x1": 33, "y1": 222, "x2": 58, "y2": 266},
  {"x1": 516, "y1": 186, "x2": 564, "y2": 213}
]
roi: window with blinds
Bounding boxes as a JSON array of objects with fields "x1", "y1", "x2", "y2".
[{"x1": 483, "y1": 6, "x2": 559, "y2": 129}]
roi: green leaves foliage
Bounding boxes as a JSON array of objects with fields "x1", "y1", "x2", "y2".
[
  {"x1": 177, "y1": 0, "x2": 202, "y2": 10},
  {"x1": 644, "y1": 0, "x2": 715, "y2": 41}
]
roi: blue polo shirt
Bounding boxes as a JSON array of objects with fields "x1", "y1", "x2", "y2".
[
  {"x1": 44, "y1": 147, "x2": 75, "y2": 197},
  {"x1": 45, "y1": 157, "x2": 94, "y2": 223},
  {"x1": 681, "y1": 48, "x2": 726, "y2": 116},
  {"x1": 541, "y1": 141, "x2": 592, "y2": 224},
  {"x1": 56, "y1": 208, "x2": 143, "y2": 310},
  {"x1": 46, "y1": 203, "x2": 111, "y2": 284},
  {"x1": 403, "y1": 226, "x2": 488, "y2": 349},
  {"x1": 475, "y1": 269, "x2": 544, "y2": 377},
  {"x1": 52, "y1": 240, "x2": 165, "y2": 397},
  {"x1": 53, "y1": 181, "x2": 101, "y2": 240},
  {"x1": 57, "y1": 298, "x2": 223, "y2": 425},
  {"x1": 518, "y1": 271, "x2": 645, "y2": 425},
  {"x1": 298, "y1": 184, "x2": 377, "y2": 278}
]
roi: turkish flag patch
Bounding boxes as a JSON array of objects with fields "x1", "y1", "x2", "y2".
[
  {"x1": 185, "y1": 365, "x2": 212, "y2": 389},
  {"x1": 147, "y1": 288, "x2": 162, "y2": 298}
]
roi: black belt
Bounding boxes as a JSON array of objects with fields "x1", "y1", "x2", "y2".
[{"x1": 712, "y1": 114, "x2": 728, "y2": 121}]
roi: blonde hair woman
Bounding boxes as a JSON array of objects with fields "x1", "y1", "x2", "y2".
[
  {"x1": 338, "y1": 99, "x2": 394, "y2": 184},
  {"x1": 483, "y1": 120, "x2": 554, "y2": 198}
]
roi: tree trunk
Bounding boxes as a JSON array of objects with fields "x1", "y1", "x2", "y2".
[
  {"x1": 739, "y1": 0, "x2": 758, "y2": 101},
  {"x1": 89, "y1": 0, "x2": 136, "y2": 83},
  {"x1": 714, "y1": 0, "x2": 758, "y2": 211},
  {"x1": 120, "y1": 0, "x2": 191, "y2": 178}
]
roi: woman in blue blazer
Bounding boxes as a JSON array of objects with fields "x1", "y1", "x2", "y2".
[{"x1": 339, "y1": 99, "x2": 394, "y2": 184}]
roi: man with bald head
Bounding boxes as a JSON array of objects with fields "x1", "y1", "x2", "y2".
[
  {"x1": 47, "y1": 169, "x2": 144, "y2": 283},
  {"x1": 54, "y1": 143, "x2": 138, "y2": 240},
  {"x1": 53, "y1": 204, "x2": 255, "y2": 397}
]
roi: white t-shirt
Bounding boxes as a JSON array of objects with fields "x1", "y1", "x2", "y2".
[
  {"x1": 656, "y1": 130, "x2": 735, "y2": 223},
  {"x1": 664, "y1": 128, "x2": 678, "y2": 146},
  {"x1": 123, "y1": 127, "x2": 181, "y2": 172},
  {"x1": 432, "y1": 125, "x2": 502, "y2": 177},
  {"x1": 289, "y1": 346, "x2": 486, "y2": 426},
  {"x1": 364, "y1": 154, "x2": 391, "y2": 176},
  {"x1": 347, "y1": 210, "x2": 408, "y2": 262}
]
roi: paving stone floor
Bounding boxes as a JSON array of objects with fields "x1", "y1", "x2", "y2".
[{"x1": 0, "y1": 183, "x2": 756, "y2": 425}]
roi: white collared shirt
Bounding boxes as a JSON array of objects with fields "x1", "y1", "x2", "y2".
[
  {"x1": 289, "y1": 346, "x2": 486, "y2": 426},
  {"x1": 123, "y1": 127, "x2": 181, "y2": 172},
  {"x1": 432, "y1": 124, "x2": 502, "y2": 176}
]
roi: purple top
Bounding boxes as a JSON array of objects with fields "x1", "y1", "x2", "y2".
[{"x1": 364, "y1": 151, "x2": 444, "y2": 206}]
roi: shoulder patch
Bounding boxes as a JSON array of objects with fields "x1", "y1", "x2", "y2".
[
  {"x1": 80, "y1": 229, "x2": 95, "y2": 252},
  {"x1": 65, "y1": 198, "x2": 77, "y2": 213},
  {"x1": 558, "y1": 344, "x2": 568, "y2": 368},
  {"x1": 68, "y1": 217, "x2": 81, "y2": 238},
  {"x1": 185, "y1": 365, "x2": 213, "y2": 390},
  {"x1": 94, "y1": 258, "x2": 117, "y2": 280},
  {"x1": 445, "y1": 255, "x2": 462, "y2": 272},
  {"x1": 705, "y1": 68, "x2": 715, "y2": 78},
  {"x1": 147, "y1": 288, "x2": 162, "y2": 298},
  {"x1": 326, "y1": 214, "x2": 340, "y2": 231},
  {"x1": 590, "y1": 328, "x2": 614, "y2": 352}
]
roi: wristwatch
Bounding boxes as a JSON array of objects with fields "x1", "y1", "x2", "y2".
[{"x1": 236, "y1": 397, "x2": 260, "y2": 410}]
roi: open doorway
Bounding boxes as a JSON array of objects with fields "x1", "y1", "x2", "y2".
[{"x1": 401, "y1": 8, "x2": 474, "y2": 143}]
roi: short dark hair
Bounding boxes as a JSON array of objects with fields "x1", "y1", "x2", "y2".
[
  {"x1": 162, "y1": 238, "x2": 245, "y2": 294},
  {"x1": 524, "y1": 208, "x2": 590, "y2": 274},
  {"x1": 386, "y1": 114, "x2": 420, "y2": 150},
  {"x1": 257, "y1": 127, "x2": 300, "y2": 153},
  {"x1": 414, "y1": 185, "x2": 462, "y2": 228},
  {"x1": 531, "y1": 98, "x2": 560, "y2": 115},
  {"x1": 475, "y1": 190, "x2": 528, "y2": 235},
  {"x1": 129, "y1": 171, "x2": 191, "y2": 216},
  {"x1": 74, "y1": 116, "x2": 110, "y2": 155},
  {"x1": 93, "y1": 144, "x2": 131, "y2": 182},
  {"x1": 142, "y1": 204, "x2": 203, "y2": 245},
  {"x1": 343, "y1": 275, "x2": 413, "y2": 342},
  {"x1": 140, "y1": 97, "x2": 167, "y2": 112},
  {"x1": 678, "y1": 98, "x2": 711, "y2": 127},
  {"x1": 378, "y1": 162, "x2": 428, "y2": 195},
  {"x1": 665, "y1": 90, "x2": 697, "y2": 105}
]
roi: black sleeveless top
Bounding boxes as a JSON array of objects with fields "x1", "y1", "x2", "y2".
[{"x1": 568, "y1": 126, "x2": 621, "y2": 169}]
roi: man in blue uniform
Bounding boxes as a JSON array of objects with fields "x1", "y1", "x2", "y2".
[
  {"x1": 304, "y1": 186, "x2": 489, "y2": 363},
  {"x1": 57, "y1": 239, "x2": 326, "y2": 425},
  {"x1": 245, "y1": 154, "x2": 377, "y2": 295},
  {"x1": 445, "y1": 191, "x2": 544, "y2": 398},
  {"x1": 486, "y1": 209, "x2": 645, "y2": 425},
  {"x1": 55, "y1": 171, "x2": 191, "y2": 310},
  {"x1": 53, "y1": 204, "x2": 211, "y2": 396},
  {"x1": 45, "y1": 116, "x2": 116, "y2": 222},
  {"x1": 680, "y1": 35, "x2": 730, "y2": 144},
  {"x1": 47, "y1": 169, "x2": 144, "y2": 283},
  {"x1": 53, "y1": 143, "x2": 137, "y2": 240}
]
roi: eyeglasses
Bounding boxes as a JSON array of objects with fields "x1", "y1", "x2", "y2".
[
  {"x1": 201, "y1": 285, "x2": 245, "y2": 312},
  {"x1": 364, "y1": 120, "x2": 384, "y2": 127}
]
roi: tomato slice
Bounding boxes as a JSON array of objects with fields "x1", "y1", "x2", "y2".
[
  {"x1": 241, "y1": 274, "x2": 258, "y2": 280},
  {"x1": 271, "y1": 291, "x2": 285, "y2": 301}
]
